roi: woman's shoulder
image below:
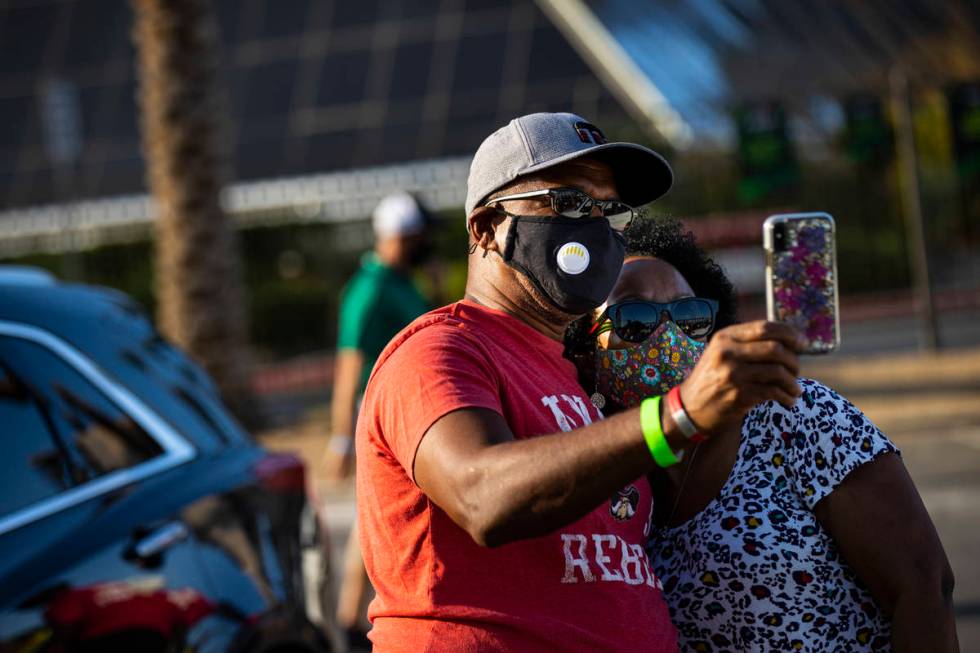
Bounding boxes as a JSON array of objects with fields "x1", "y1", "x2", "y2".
[
  {"x1": 745, "y1": 378, "x2": 864, "y2": 435},
  {"x1": 744, "y1": 378, "x2": 898, "y2": 508},
  {"x1": 738, "y1": 379, "x2": 836, "y2": 445},
  {"x1": 738, "y1": 377, "x2": 894, "y2": 466},
  {"x1": 796, "y1": 377, "x2": 855, "y2": 413}
]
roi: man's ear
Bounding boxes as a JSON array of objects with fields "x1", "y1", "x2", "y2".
[{"x1": 467, "y1": 206, "x2": 505, "y2": 253}]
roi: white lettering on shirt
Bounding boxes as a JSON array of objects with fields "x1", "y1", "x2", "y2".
[
  {"x1": 592, "y1": 534, "x2": 624, "y2": 582},
  {"x1": 561, "y1": 394, "x2": 593, "y2": 426},
  {"x1": 560, "y1": 533, "x2": 663, "y2": 588},
  {"x1": 621, "y1": 541, "x2": 647, "y2": 586},
  {"x1": 541, "y1": 395, "x2": 576, "y2": 432},
  {"x1": 561, "y1": 534, "x2": 596, "y2": 583}
]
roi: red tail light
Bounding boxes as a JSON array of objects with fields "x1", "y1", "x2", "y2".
[{"x1": 254, "y1": 452, "x2": 307, "y2": 494}]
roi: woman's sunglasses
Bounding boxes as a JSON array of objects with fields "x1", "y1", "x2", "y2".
[
  {"x1": 485, "y1": 187, "x2": 636, "y2": 231},
  {"x1": 590, "y1": 298, "x2": 720, "y2": 342}
]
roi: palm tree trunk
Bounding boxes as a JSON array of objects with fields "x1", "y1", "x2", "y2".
[{"x1": 131, "y1": 0, "x2": 257, "y2": 425}]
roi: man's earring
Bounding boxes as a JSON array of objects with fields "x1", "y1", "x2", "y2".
[{"x1": 467, "y1": 242, "x2": 478, "y2": 255}]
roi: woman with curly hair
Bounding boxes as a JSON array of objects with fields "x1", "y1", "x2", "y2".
[{"x1": 564, "y1": 216, "x2": 958, "y2": 652}]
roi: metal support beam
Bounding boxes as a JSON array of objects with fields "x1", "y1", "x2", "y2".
[
  {"x1": 890, "y1": 68, "x2": 939, "y2": 351},
  {"x1": 0, "y1": 156, "x2": 471, "y2": 258},
  {"x1": 535, "y1": 0, "x2": 692, "y2": 147}
]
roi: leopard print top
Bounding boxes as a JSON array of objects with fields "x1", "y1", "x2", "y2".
[{"x1": 649, "y1": 379, "x2": 897, "y2": 652}]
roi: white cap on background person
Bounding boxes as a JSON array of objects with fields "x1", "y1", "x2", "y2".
[{"x1": 372, "y1": 192, "x2": 427, "y2": 239}]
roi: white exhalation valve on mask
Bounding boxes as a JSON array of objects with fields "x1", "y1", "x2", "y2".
[{"x1": 556, "y1": 242, "x2": 590, "y2": 275}]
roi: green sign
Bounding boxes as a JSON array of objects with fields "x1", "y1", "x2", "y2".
[
  {"x1": 843, "y1": 95, "x2": 893, "y2": 167},
  {"x1": 948, "y1": 82, "x2": 980, "y2": 179},
  {"x1": 735, "y1": 103, "x2": 798, "y2": 203}
]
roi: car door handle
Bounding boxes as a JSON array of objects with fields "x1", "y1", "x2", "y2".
[{"x1": 132, "y1": 521, "x2": 189, "y2": 559}]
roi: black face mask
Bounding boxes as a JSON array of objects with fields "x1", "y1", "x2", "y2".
[{"x1": 501, "y1": 215, "x2": 626, "y2": 315}]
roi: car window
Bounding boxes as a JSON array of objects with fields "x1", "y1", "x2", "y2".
[
  {"x1": 0, "y1": 363, "x2": 78, "y2": 517},
  {"x1": 95, "y1": 294, "x2": 252, "y2": 448},
  {"x1": 0, "y1": 336, "x2": 163, "y2": 494}
]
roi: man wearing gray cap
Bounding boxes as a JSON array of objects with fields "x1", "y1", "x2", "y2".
[{"x1": 355, "y1": 113, "x2": 803, "y2": 652}]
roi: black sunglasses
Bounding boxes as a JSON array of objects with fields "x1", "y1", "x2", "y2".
[
  {"x1": 590, "y1": 298, "x2": 720, "y2": 342},
  {"x1": 485, "y1": 187, "x2": 636, "y2": 231}
]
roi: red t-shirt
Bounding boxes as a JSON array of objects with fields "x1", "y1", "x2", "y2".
[
  {"x1": 45, "y1": 582, "x2": 214, "y2": 640},
  {"x1": 356, "y1": 299, "x2": 678, "y2": 652}
]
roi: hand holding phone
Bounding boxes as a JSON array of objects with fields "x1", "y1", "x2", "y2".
[{"x1": 763, "y1": 212, "x2": 840, "y2": 354}]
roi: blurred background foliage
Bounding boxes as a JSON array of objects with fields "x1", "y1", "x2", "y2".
[
  {"x1": 8, "y1": 94, "x2": 972, "y2": 360},
  {"x1": 2, "y1": 0, "x2": 979, "y2": 361}
]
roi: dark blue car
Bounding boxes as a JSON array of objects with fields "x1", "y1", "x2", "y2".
[{"x1": 0, "y1": 268, "x2": 333, "y2": 652}]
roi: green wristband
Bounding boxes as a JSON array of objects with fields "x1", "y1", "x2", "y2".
[{"x1": 640, "y1": 396, "x2": 680, "y2": 468}]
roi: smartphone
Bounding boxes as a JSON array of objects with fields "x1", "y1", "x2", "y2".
[{"x1": 763, "y1": 212, "x2": 840, "y2": 354}]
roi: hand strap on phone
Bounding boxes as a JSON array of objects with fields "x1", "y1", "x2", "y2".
[
  {"x1": 640, "y1": 396, "x2": 683, "y2": 467},
  {"x1": 666, "y1": 386, "x2": 707, "y2": 443}
]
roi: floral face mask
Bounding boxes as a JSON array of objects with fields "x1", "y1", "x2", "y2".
[{"x1": 594, "y1": 320, "x2": 706, "y2": 409}]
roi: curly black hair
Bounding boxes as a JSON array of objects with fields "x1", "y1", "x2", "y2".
[
  {"x1": 625, "y1": 215, "x2": 737, "y2": 328},
  {"x1": 563, "y1": 216, "x2": 738, "y2": 393}
]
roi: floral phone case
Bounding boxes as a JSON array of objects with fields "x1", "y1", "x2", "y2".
[{"x1": 764, "y1": 213, "x2": 840, "y2": 354}]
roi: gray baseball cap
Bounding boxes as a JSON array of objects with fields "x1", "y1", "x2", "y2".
[{"x1": 464, "y1": 112, "x2": 673, "y2": 216}]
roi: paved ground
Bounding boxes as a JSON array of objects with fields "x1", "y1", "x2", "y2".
[
  {"x1": 260, "y1": 338, "x2": 980, "y2": 649},
  {"x1": 801, "y1": 344, "x2": 980, "y2": 648},
  {"x1": 834, "y1": 308, "x2": 980, "y2": 356},
  {"x1": 892, "y1": 425, "x2": 980, "y2": 647}
]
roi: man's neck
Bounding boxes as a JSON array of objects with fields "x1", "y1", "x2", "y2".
[
  {"x1": 374, "y1": 247, "x2": 407, "y2": 273},
  {"x1": 464, "y1": 285, "x2": 569, "y2": 342}
]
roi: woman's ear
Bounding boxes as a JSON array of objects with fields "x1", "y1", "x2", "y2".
[{"x1": 467, "y1": 206, "x2": 505, "y2": 253}]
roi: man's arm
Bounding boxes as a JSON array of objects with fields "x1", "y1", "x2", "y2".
[
  {"x1": 814, "y1": 453, "x2": 958, "y2": 652},
  {"x1": 416, "y1": 406, "x2": 657, "y2": 546},
  {"x1": 324, "y1": 349, "x2": 364, "y2": 480},
  {"x1": 415, "y1": 320, "x2": 803, "y2": 547}
]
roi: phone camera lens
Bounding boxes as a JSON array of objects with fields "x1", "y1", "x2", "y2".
[{"x1": 771, "y1": 224, "x2": 790, "y2": 252}]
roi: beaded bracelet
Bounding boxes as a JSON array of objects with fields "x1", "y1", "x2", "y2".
[{"x1": 666, "y1": 386, "x2": 707, "y2": 443}]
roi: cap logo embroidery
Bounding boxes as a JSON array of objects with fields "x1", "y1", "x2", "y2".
[{"x1": 574, "y1": 121, "x2": 608, "y2": 145}]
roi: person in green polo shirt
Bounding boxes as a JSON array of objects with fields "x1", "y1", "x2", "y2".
[
  {"x1": 335, "y1": 246, "x2": 432, "y2": 393},
  {"x1": 325, "y1": 191, "x2": 432, "y2": 648}
]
